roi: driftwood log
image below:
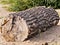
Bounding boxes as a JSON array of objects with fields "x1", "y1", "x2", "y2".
[{"x1": 0, "y1": 6, "x2": 59, "y2": 42}]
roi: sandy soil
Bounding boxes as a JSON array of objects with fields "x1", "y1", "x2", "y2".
[{"x1": 0, "y1": 4, "x2": 60, "y2": 45}]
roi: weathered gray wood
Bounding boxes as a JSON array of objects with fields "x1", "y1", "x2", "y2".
[{"x1": 0, "y1": 6, "x2": 59, "y2": 42}]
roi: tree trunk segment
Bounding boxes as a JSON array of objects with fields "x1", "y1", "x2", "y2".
[{"x1": 0, "y1": 6, "x2": 59, "y2": 42}]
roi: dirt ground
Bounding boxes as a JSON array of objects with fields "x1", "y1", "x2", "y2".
[{"x1": 0, "y1": 4, "x2": 60, "y2": 45}]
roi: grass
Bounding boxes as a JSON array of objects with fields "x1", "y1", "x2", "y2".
[{"x1": 0, "y1": 0, "x2": 60, "y2": 15}]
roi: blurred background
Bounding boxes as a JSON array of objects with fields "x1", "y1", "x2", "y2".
[{"x1": 0, "y1": 0, "x2": 60, "y2": 12}]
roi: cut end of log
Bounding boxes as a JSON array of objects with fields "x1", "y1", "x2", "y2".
[{"x1": 0, "y1": 15, "x2": 29, "y2": 42}]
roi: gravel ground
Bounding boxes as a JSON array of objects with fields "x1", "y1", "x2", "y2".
[{"x1": 0, "y1": 4, "x2": 60, "y2": 45}]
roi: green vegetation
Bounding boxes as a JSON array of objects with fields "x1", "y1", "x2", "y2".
[{"x1": 1, "y1": 0, "x2": 60, "y2": 12}]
